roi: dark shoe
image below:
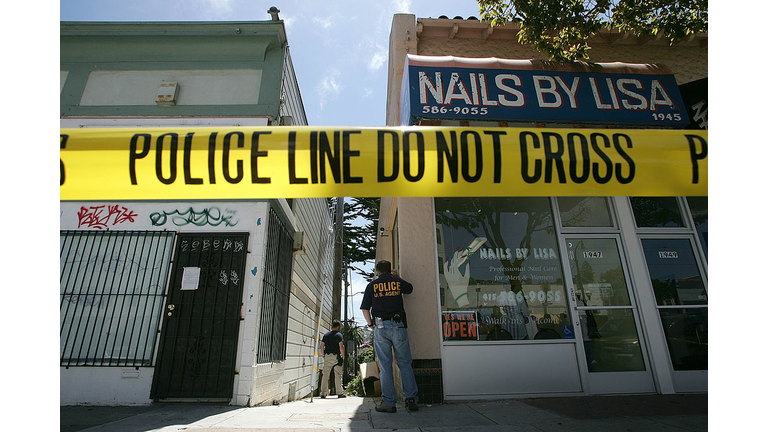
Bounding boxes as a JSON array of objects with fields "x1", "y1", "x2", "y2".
[
  {"x1": 320, "y1": 395, "x2": 326, "y2": 399},
  {"x1": 338, "y1": 394, "x2": 346, "y2": 398},
  {"x1": 375, "y1": 402, "x2": 396, "y2": 413},
  {"x1": 406, "y1": 397, "x2": 419, "y2": 411}
]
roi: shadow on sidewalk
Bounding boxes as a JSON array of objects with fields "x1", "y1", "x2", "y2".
[
  {"x1": 519, "y1": 394, "x2": 708, "y2": 420},
  {"x1": 60, "y1": 403, "x2": 239, "y2": 432}
]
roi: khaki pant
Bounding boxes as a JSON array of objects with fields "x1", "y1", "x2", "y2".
[{"x1": 320, "y1": 353, "x2": 343, "y2": 396}]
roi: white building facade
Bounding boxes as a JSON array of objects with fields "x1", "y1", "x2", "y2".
[{"x1": 60, "y1": 19, "x2": 335, "y2": 406}]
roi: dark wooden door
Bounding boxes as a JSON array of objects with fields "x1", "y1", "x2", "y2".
[{"x1": 151, "y1": 233, "x2": 248, "y2": 399}]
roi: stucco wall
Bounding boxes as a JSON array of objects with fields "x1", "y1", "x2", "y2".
[
  {"x1": 394, "y1": 198, "x2": 442, "y2": 360},
  {"x1": 59, "y1": 201, "x2": 267, "y2": 406}
]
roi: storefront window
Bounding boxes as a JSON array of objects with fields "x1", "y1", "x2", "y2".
[
  {"x1": 641, "y1": 239, "x2": 707, "y2": 306},
  {"x1": 641, "y1": 238, "x2": 707, "y2": 371},
  {"x1": 567, "y1": 238, "x2": 632, "y2": 307},
  {"x1": 686, "y1": 197, "x2": 708, "y2": 259},
  {"x1": 557, "y1": 197, "x2": 613, "y2": 228},
  {"x1": 630, "y1": 197, "x2": 684, "y2": 228},
  {"x1": 435, "y1": 197, "x2": 571, "y2": 341},
  {"x1": 658, "y1": 308, "x2": 708, "y2": 370},
  {"x1": 580, "y1": 309, "x2": 646, "y2": 372}
]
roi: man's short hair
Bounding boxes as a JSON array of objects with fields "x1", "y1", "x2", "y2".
[
  {"x1": 331, "y1": 320, "x2": 341, "y2": 329},
  {"x1": 376, "y1": 260, "x2": 392, "y2": 274}
]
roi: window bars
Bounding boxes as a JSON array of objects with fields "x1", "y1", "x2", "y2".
[
  {"x1": 60, "y1": 230, "x2": 175, "y2": 367},
  {"x1": 256, "y1": 207, "x2": 294, "y2": 363}
]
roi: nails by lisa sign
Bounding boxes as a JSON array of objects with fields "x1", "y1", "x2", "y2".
[{"x1": 401, "y1": 55, "x2": 689, "y2": 128}]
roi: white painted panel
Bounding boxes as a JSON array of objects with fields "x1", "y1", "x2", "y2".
[
  {"x1": 443, "y1": 342, "x2": 582, "y2": 398},
  {"x1": 60, "y1": 367, "x2": 154, "y2": 406},
  {"x1": 672, "y1": 370, "x2": 708, "y2": 393},
  {"x1": 586, "y1": 370, "x2": 656, "y2": 394},
  {"x1": 80, "y1": 70, "x2": 262, "y2": 106}
]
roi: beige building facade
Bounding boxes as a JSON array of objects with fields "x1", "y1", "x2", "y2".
[{"x1": 379, "y1": 14, "x2": 707, "y2": 403}]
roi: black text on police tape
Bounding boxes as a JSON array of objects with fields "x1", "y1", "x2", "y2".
[{"x1": 117, "y1": 129, "x2": 706, "y2": 187}]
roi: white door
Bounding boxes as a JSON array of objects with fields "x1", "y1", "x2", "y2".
[{"x1": 564, "y1": 236, "x2": 656, "y2": 394}]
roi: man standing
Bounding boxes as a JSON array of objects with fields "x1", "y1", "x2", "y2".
[
  {"x1": 320, "y1": 320, "x2": 346, "y2": 399},
  {"x1": 360, "y1": 260, "x2": 418, "y2": 413}
]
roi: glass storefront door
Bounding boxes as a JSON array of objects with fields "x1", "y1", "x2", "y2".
[
  {"x1": 630, "y1": 197, "x2": 708, "y2": 393},
  {"x1": 564, "y1": 236, "x2": 656, "y2": 394},
  {"x1": 640, "y1": 237, "x2": 708, "y2": 392}
]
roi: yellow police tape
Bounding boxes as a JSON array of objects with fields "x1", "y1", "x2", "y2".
[{"x1": 60, "y1": 126, "x2": 707, "y2": 200}]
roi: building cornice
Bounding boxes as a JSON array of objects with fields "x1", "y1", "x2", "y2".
[
  {"x1": 416, "y1": 17, "x2": 707, "y2": 47},
  {"x1": 60, "y1": 21, "x2": 287, "y2": 47}
]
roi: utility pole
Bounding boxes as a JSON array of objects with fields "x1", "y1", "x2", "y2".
[{"x1": 332, "y1": 197, "x2": 344, "y2": 321}]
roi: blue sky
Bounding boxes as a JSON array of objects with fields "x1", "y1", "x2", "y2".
[
  {"x1": 59, "y1": 0, "x2": 483, "y2": 324},
  {"x1": 60, "y1": 0, "x2": 483, "y2": 127}
]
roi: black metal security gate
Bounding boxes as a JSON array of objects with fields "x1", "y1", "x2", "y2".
[
  {"x1": 256, "y1": 207, "x2": 294, "y2": 363},
  {"x1": 151, "y1": 233, "x2": 249, "y2": 399},
  {"x1": 60, "y1": 230, "x2": 175, "y2": 367}
]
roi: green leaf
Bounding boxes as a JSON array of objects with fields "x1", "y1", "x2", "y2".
[{"x1": 475, "y1": 0, "x2": 707, "y2": 61}]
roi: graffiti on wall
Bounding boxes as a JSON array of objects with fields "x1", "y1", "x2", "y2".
[
  {"x1": 149, "y1": 207, "x2": 239, "y2": 227},
  {"x1": 77, "y1": 205, "x2": 138, "y2": 229},
  {"x1": 179, "y1": 238, "x2": 244, "y2": 253}
]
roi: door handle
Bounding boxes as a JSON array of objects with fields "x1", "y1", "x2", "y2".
[{"x1": 167, "y1": 304, "x2": 175, "y2": 311}]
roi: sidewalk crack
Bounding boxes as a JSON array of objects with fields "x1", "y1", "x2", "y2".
[{"x1": 466, "y1": 404, "x2": 501, "y2": 425}]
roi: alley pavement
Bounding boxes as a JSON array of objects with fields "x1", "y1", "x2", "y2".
[{"x1": 61, "y1": 393, "x2": 708, "y2": 432}]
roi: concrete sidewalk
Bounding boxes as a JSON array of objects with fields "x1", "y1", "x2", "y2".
[{"x1": 61, "y1": 394, "x2": 707, "y2": 432}]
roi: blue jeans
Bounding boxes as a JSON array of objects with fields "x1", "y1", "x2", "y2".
[{"x1": 374, "y1": 319, "x2": 418, "y2": 406}]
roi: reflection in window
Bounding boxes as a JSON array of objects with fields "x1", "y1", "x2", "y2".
[
  {"x1": 435, "y1": 197, "x2": 571, "y2": 341},
  {"x1": 641, "y1": 239, "x2": 707, "y2": 306},
  {"x1": 568, "y1": 238, "x2": 631, "y2": 307},
  {"x1": 557, "y1": 197, "x2": 613, "y2": 227},
  {"x1": 630, "y1": 197, "x2": 684, "y2": 228},
  {"x1": 658, "y1": 308, "x2": 707, "y2": 370},
  {"x1": 581, "y1": 309, "x2": 645, "y2": 372},
  {"x1": 686, "y1": 197, "x2": 708, "y2": 259}
]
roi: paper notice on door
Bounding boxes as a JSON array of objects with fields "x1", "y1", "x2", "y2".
[{"x1": 181, "y1": 267, "x2": 201, "y2": 290}]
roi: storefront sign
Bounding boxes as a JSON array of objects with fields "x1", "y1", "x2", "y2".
[
  {"x1": 442, "y1": 311, "x2": 479, "y2": 341},
  {"x1": 60, "y1": 126, "x2": 707, "y2": 200},
  {"x1": 401, "y1": 55, "x2": 689, "y2": 128},
  {"x1": 679, "y1": 77, "x2": 707, "y2": 130}
]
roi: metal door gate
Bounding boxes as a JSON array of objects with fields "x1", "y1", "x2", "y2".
[{"x1": 151, "y1": 233, "x2": 249, "y2": 399}]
